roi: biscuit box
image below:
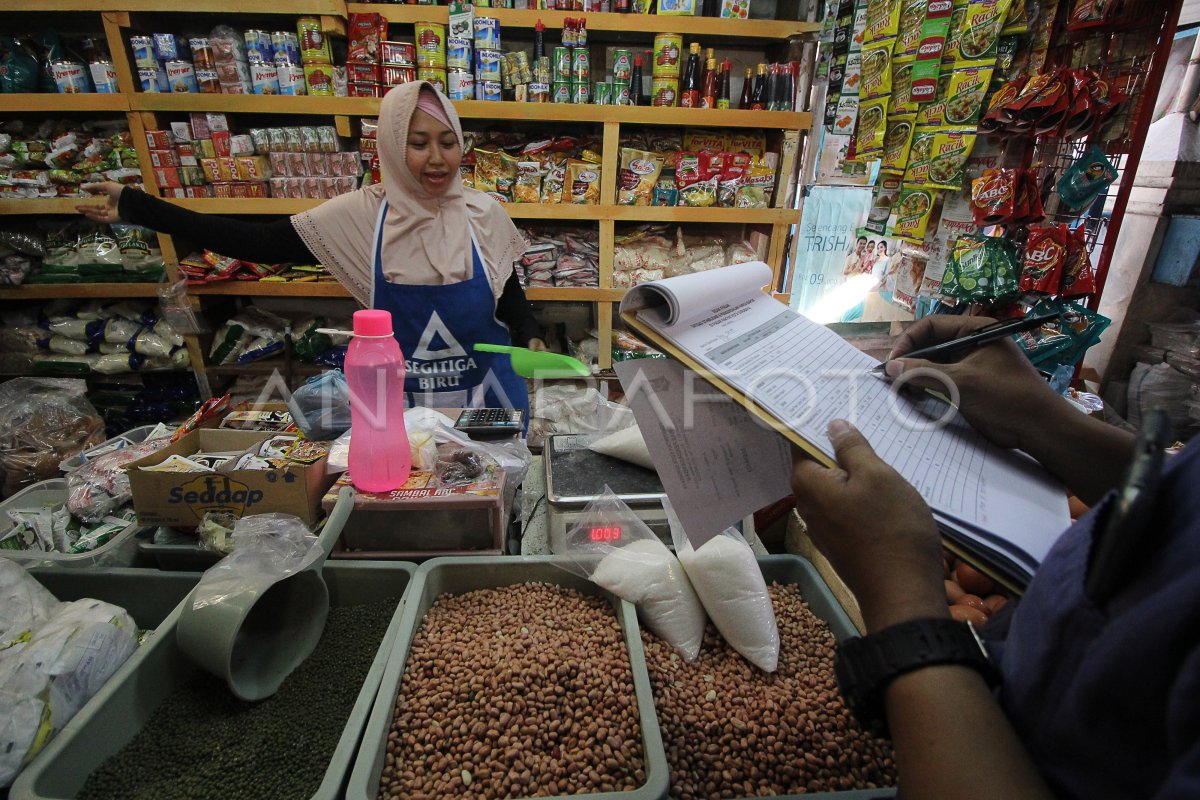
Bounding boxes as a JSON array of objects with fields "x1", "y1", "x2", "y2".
[{"x1": 124, "y1": 429, "x2": 334, "y2": 527}]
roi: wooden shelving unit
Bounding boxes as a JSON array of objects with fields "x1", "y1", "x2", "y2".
[{"x1": 1, "y1": 0, "x2": 813, "y2": 386}]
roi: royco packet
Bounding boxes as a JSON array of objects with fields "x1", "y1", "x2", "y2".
[
  {"x1": 734, "y1": 158, "x2": 774, "y2": 208},
  {"x1": 890, "y1": 186, "x2": 937, "y2": 242},
  {"x1": 567, "y1": 160, "x2": 601, "y2": 204},
  {"x1": 880, "y1": 114, "x2": 916, "y2": 175},
  {"x1": 617, "y1": 148, "x2": 665, "y2": 206},
  {"x1": 918, "y1": 63, "x2": 994, "y2": 126},
  {"x1": 676, "y1": 151, "x2": 721, "y2": 207},
  {"x1": 955, "y1": 0, "x2": 1013, "y2": 62},
  {"x1": 718, "y1": 152, "x2": 751, "y2": 207},
  {"x1": 864, "y1": 0, "x2": 903, "y2": 41},
  {"x1": 856, "y1": 95, "x2": 890, "y2": 160}
]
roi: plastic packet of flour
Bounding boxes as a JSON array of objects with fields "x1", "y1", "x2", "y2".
[{"x1": 557, "y1": 487, "x2": 707, "y2": 661}]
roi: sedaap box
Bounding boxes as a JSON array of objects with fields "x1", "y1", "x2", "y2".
[{"x1": 125, "y1": 429, "x2": 335, "y2": 527}]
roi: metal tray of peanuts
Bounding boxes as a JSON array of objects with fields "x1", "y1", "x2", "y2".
[
  {"x1": 652, "y1": 555, "x2": 897, "y2": 800},
  {"x1": 348, "y1": 555, "x2": 671, "y2": 800},
  {"x1": 9, "y1": 561, "x2": 417, "y2": 800}
]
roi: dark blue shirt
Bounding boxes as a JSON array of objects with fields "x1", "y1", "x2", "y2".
[{"x1": 989, "y1": 440, "x2": 1200, "y2": 799}]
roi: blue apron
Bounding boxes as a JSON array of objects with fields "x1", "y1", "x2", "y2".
[{"x1": 370, "y1": 200, "x2": 529, "y2": 416}]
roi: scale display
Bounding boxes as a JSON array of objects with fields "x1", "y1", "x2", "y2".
[{"x1": 587, "y1": 525, "x2": 623, "y2": 543}]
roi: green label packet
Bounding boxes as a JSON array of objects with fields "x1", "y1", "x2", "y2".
[{"x1": 911, "y1": 0, "x2": 954, "y2": 102}]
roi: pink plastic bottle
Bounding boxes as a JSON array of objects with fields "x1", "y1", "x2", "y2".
[{"x1": 345, "y1": 309, "x2": 412, "y2": 492}]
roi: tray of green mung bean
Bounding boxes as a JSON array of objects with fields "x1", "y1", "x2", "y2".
[{"x1": 8, "y1": 560, "x2": 416, "y2": 800}]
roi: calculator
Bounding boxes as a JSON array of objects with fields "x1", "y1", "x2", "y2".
[{"x1": 454, "y1": 408, "x2": 525, "y2": 438}]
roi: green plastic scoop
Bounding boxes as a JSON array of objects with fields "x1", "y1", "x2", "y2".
[{"x1": 474, "y1": 343, "x2": 589, "y2": 378}]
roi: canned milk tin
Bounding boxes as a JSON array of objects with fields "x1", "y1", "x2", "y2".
[
  {"x1": 188, "y1": 37, "x2": 214, "y2": 70},
  {"x1": 651, "y1": 77, "x2": 678, "y2": 106},
  {"x1": 137, "y1": 67, "x2": 160, "y2": 93},
  {"x1": 446, "y1": 38, "x2": 472, "y2": 70},
  {"x1": 571, "y1": 48, "x2": 589, "y2": 82},
  {"x1": 652, "y1": 33, "x2": 683, "y2": 77},
  {"x1": 570, "y1": 79, "x2": 590, "y2": 104},
  {"x1": 475, "y1": 79, "x2": 501, "y2": 101},
  {"x1": 152, "y1": 32, "x2": 179, "y2": 61},
  {"x1": 594, "y1": 81, "x2": 611, "y2": 105},
  {"x1": 552, "y1": 47, "x2": 571, "y2": 82},
  {"x1": 129, "y1": 36, "x2": 156, "y2": 69},
  {"x1": 447, "y1": 68, "x2": 474, "y2": 100},
  {"x1": 613, "y1": 49, "x2": 632, "y2": 82},
  {"x1": 475, "y1": 48, "x2": 502, "y2": 81},
  {"x1": 529, "y1": 81, "x2": 550, "y2": 102},
  {"x1": 271, "y1": 31, "x2": 301, "y2": 66},
  {"x1": 244, "y1": 29, "x2": 274, "y2": 64},
  {"x1": 196, "y1": 68, "x2": 221, "y2": 93},
  {"x1": 155, "y1": 67, "x2": 170, "y2": 92},
  {"x1": 417, "y1": 66, "x2": 446, "y2": 93},
  {"x1": 552, "y1": 80, "x2": 571, "y2": 103},
  {"x1": 251, "y1": 62, "x2": 280, "y2": 94},
  {"x1": 165, "y1": 60, "x2": 198, "y2": 93},
  {"x1": 88, "y1": 60, "x2": 118, "y2": 93},
  {"x1": 473, "y1": 17, "x2": 501, "y2": 50},
  {"x1": 51, "y1": 61, "x2": 90, "y2": 94},
  {"x1": 277, "y1": 64, "x2": 306, "y2": 95}
]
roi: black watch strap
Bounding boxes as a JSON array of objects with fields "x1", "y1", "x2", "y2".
[{"x1": 835, "y1": 617, "x2": 999, "y2": 732}]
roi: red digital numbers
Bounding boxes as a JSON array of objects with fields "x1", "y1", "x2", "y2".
[{"x1": 588, "y1": 526, "x2": 621, "y2": 542}]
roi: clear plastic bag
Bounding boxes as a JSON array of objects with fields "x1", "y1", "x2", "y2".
[
  {"x1": 666, "y1": 497, "x2": 779, "y2": 672},
  {"x1": 287, "y1": 370, "x2": 352, "y2": 441},
  {"x1": 66, "y1": 433, "x2": 173, "y2": 523},
  {"x1": 558, "y1": 488, "x2": 707, "y2": 661},
  {"x1": 0, "y1": 379, "x2": 105, "y2": 499},
  {"x1": 191, "y1": 514, "x2": 321, "y2": 611}
]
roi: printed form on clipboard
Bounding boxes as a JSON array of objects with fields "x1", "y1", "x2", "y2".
[{"x1": 618, "y1": 261, "x2": 1070, "y2": 590}]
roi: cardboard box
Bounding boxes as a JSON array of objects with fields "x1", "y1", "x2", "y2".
[{"x1": 126, "y1": 429, "x2": 335, "y2": 527}]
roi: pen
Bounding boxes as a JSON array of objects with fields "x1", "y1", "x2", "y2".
[{"x1": 870, "y1": 311, "x2": 1061, "y2": 375}]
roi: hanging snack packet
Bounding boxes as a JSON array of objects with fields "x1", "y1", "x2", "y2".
[
  {"x1": 951, "y1": 236, "x2": 992, "y2": 300},
  {"x1": 902, "y1": 125, "x2": 938, "y2": 185},
  {"x1": 513, "y1": 161, "x2": 543, "y2": 203},
  {"x1": 1056, "y1": 144, "x2": 1117, "y2": 212},
  {"x1": 653, "y1": 174, "x2": 678, "y2": 206},
  {"x1": 991, "y1": 236, "x2": 1021, "y2": 299},
  {"x1": 864, "y1": 0, "x2": 903, "y2": 41},
  {"x1": 892, "y1": 56, "x2": 918, "y2": 114},
  {"x1": 1000, "y1": 0, "x2": 1029, "y2": 34},
  {"x1": 617, "y1": 148, "x2": 664, "y2": 206},
  {"x1": 896, "y1": 0, "x2": 929, "y2": 55},
  {"x1": 941, "y1": 63, "x2": 995, "y2": 126},
  {"x1": 676, "y1": 151, "x2": 719, "y2": 208},
  {"x1": 911, "y1": 0, "x2": 956, "y2": 102},
  {"x1": 978, "y1": 74, "x2": 1026, "y2": 133},
  {"x1": 1059, "y1": 225, "x2": 1096, "y2": 298},
  {"x1": 941, "y1": 1, "x2": 971, "y2": 64},
  {"x1": 1020, "y1": 223, "x2": 1068, "y2": 293},
  {"x1": 956, "y1": 0, "x2": 1013, "y2": 62},
  {"x1": 860, "y1": 37, "x2": 895, "y2": 99},
  {"x1": 971, "y1": 168, "x2": 1016, "y2": 225},
  {"x1": 541, "y1": 158, "x2": 566, "y2": 203},
  {"x1": 567, "y1": 159, "x2": 601, "y2": 204},
  {"x1": 880, "y1": 114, "x2": 916, "y2": 175},
  {"x1": 473, "y1": 149, "x2": 501, "y2": 193},
  {"x1": 925, "y1": 129, "x2": 977, "y2": 191},
  {"x1": 855, "y1": 95, "x2": 890, "y2": 160},
  {"x1": 717, "y1": 152, "x2": 751, "y2": 207},
  {"x1": 890, "y1": 186, "x2": 937, "y2": 242}
]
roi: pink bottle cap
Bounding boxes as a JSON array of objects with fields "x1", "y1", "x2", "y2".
[{"x1": 353, "y1": 309, "x2": 393, "y2": 337}]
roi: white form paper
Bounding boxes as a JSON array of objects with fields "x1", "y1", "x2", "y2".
[
  {"x1": 613, "y1": 358, "x2": 793, "y2": 547},
  {"x1": 621, "y1": 262, "x2": 1070, "y2": 570}
]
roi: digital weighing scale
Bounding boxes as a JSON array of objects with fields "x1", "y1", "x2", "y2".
[{"x1": 544, "y1": 433, "x2": 670, "y2": 553}]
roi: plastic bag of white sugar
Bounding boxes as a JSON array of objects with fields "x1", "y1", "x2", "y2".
[
  {"x1": 558, "y1": 488, "x2": 708, "y2": 662},
  {"x1": 666, "y1": 499, "x2": 779, "y2": 672}
]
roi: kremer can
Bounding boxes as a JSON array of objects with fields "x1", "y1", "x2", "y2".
[
  {"x1": 277, "y1": 64, "x2": 306, "y2": 95},
  {"x1": 250, "y1": 62, "x2": 280, "y2": 94},
  {"x1": 164, "y1": 60, "x2": 198, "y2": 93},
  {"x1": 88, "y1": 60, "x2": 118, "y2": 93},
  {"x1": 447, "y1": 68, "x2": 474, "y2": 100},
  {"x1": 51, "y1": 61, "x2": 90, "y2": 93}
]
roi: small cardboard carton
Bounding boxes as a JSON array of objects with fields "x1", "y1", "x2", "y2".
[{"x1": 125, "y1": 429, "x2": 335, "y2": 527}]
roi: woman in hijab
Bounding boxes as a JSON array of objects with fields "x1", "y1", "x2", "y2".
[{"x1": 77, "y1": 81, "x2": 542, "y2": 416}]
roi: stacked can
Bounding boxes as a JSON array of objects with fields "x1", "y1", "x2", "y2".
[
  {"x1": 473, "y1": 17, "x2": 501, "y2": 101},
  {"x1": 529, "y1": 56, "x2": 551, "y2": 103},
  {"x1": 272, "y1": 30, "x2": 306, "y2": 95},
  {"x1": 570, "y1": 47, "x2": 589, "y2": 103},
  {"x1": 415, "y1": 21, "x2": 447, "y2": 93},
  {"x1": 651, "y1": 33, "x2": 682, "y2": 107},
  {"x1": 188, "y1": 37, "x2": 220, "y2": 93},
  {"x1": 611, "y1": 48, "x2": 632, "y2": 106},
  {"x1": 87, "y1": 58, "x2": 119, "y2": 93},
  {"x1": 551, "y1": 46, "x2": 570, "y2": 103},
  {"x1": 298, "y1": 17, "x2": 335, "y2": 96},
  {"x1": 244, "y1": 30, "x2": 281, "y2": 95},
  {"x1": 382, "y1": 41, "x2": 417, "y2": 93}
]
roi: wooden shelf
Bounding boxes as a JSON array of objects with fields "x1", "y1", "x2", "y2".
[
  {"x1": 189, "y1": 281, "x2": 352, "y2": 297},
  {"x1": 130, "y1": 93, "x2": 808, "y2": 129},
  {"x1": 610, "y1": 206, "x2": 797, "y2": 223},
  {"x1": 350, "y1": 4, "x2": 821, "y2": 41},
  {"x1": 525, "y1": 287, "x2": 624, "y2": 301},
  {"x1": 0, "y1": 198, "x2": 97, "y2": 215},
  {"x1": 1, "y1": 0, "x2": 344, "y2": 10},
  {"x1": 0, "y1": 283, "x2": 161, "y2": 299},
  {"x1": 1, "y1": 94, "x2": 130, "y2": 112}
]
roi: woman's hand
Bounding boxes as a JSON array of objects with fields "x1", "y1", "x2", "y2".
[
  {"x1": 791, "y1": 420, "x2": 947, "y2": 633},
  {"x1": 76, "y1": 182, "x2": 125, "y2": 224},
  {"x1": 527, "y1": 337, "x2": 548, "y2": 352}
]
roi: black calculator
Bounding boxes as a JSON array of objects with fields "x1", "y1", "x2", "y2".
[{"x1": 454, "y1": 408, "x2": 525, "y2": 438}]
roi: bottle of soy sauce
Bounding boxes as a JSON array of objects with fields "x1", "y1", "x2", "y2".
[{"x1": 749, "y1": 63, "x2": 767, "y2": 110}]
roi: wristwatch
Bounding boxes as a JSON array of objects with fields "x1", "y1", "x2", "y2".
[{"x1": 834, "y1": 617, "x2": 999, "y2": 732}]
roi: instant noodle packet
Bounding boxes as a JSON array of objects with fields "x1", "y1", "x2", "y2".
[
  {"x1": 955, "y1": 0, "x2": 1013, "y2": 62},
  {"x1": 860, "y1": 37, "x2": 896, "y2": 99},
  {"x1": 856, "y1": 95, "x2": 890, "y2": 159},
  {"x1": 892, "y1": 55, "x2": 918, "y2": 114},
  {"x1": 514, "y1": 161, "x2": 544, "y2": 203},
  {"x1": 542, "y1": 158, "x2": 566, "y2": 203}
]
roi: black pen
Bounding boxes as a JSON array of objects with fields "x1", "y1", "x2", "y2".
[{"x1": 870, "y1": 311, "x2": 1061, "y2": 375}]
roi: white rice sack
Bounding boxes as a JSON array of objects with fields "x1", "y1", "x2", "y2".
[
  {"x1": 0, "y1": 558, "x2": 61, "y2": 654},
  {"x1": 675, "y1": 530, "x2": 779, "y2": 672},
  {"x1": 588, "y1": 425, "x2": 656, "y2": 471},
  {"x1": 591, "y1": 538, "x2": 707, "y2": 661}
]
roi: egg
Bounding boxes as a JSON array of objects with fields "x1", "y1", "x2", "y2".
[
  {"x1": 984, "y1": 594, "x2": 1009, "y2": 614},
  {"x1": 945, "y1": 579, "x2": 965, "y2": 604},
  {"x1": 949, "y1": 604, "x2": 988, "y2": 626},
  {"x1": 955, "y1": 561, "x2": 995, "y2": 597},
  {"x1": 958, "y1": 593, "x2": 988, "y2": 613}
]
